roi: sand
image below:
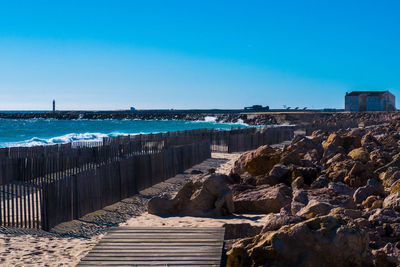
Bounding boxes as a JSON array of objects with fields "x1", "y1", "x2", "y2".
[{"x1": 0, "y1": 152, "x2": 242, "y2": 267}]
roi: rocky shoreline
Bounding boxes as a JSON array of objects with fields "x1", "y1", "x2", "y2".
[{"x1": 147, "y1": 117, "x2": 400, "y2": 266}]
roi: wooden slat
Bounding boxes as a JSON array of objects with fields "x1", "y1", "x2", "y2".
[
  {"x1": 78, "y1": 227, "x2": 225, "y2": 267},
  {"x1": 78, "y1": 261, "x2": 220, "y2": 266}
]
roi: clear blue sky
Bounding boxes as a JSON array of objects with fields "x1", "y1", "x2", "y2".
[{"x1": 0, "y1": 0, "x2": 399, "y2": 110}]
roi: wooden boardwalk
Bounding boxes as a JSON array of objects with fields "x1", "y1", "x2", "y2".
[{"x1": 77, "y1": 227, "x2": 225, "y2": 266}]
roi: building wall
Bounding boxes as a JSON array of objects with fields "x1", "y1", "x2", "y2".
[
  {"x1": 345, "y1": 92, "x2": 396, "y2": 112},
  {"x1": 345, "y1": 96, "x2": 360, "y2": 111},
  {"x1": 383, "y1": 92, "x2": 396, "y2": 111},
  {"x1": 365, "y1": 96, "x2": 383, "y2": 111}
]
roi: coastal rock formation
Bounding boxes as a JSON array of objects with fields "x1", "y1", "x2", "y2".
[
  {"x1": 383, "y1": 193, "x2": 400, "y2": 212},
  {"x1": 243, "y1": 145, "x2": 281, "y2": 176},
  {"x1": 233, "y1": 184, "x2": 292, "y2": 214},
  {"x1": 226, "y1": 215, "x2": 370, "y2": 267},
  {"x1": 353, "y1": 179, "x2": 384, "y2": 204},
  {"x1": 227, "y1": 119, "x2": 400, "y2": 264},
  {"x1": 147, "y1": 174, "x2": 234, "y2": 217}
]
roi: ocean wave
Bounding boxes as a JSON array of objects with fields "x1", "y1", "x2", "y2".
[
  {"x1": 204, "y1": 116, "x2": 217, "y2": 122},
  {"x1": 0, "y1": 132, "x2": 111, "y2": 148}
]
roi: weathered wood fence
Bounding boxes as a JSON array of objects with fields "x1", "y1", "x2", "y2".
[{"x1": 0, "y1": 126, "x2": 294, "y2": 230}]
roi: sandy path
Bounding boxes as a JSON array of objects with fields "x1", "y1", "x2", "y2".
[{"x1": 0, "y1": 152, "x2": 241, "y2": 267}]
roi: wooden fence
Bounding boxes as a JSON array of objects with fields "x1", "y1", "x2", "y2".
[{"x1": 0, "y1": 126, "x2": 294, "y2": 230}]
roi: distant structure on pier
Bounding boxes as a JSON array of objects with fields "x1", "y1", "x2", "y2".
[
  {"x1": 345, "y1": 91, "x2": 396, "y2": 112},
  {"x1": 52, "y1": 100, "x2": 55, "y2": 112},
  {"x1": 244, "y1": 105, "x2": 270, "y2": 112}
]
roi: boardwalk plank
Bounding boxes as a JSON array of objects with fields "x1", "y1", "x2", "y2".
[{"x1": 78, "y1": 227, "x2": 225, "y2": 267}]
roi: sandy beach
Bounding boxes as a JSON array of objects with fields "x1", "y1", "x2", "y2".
[{"x1": 0, "y1": 152, "x2": 242, "y2": 267}]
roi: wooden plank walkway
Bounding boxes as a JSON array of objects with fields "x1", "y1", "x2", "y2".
[{"x1": 77, "y1": 227, "x2": 225, "y2": 266}]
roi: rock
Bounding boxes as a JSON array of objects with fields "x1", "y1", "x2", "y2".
[
  {"x1": 354, "y1": 218, "x2": 370, "y2": 228},
  {"x1": 223, "y1": 223, "x2": 262, "y2": 240},
  {"x1": 243, "y1": 146, "x2": 281, "y2": 176},
  {"x1": 241, "y1": 175, "x2": 257, "y2": 186},
  {"x1": 231, "y1": 150, "x2": 257, "y2": 175},
  {"x1": 362, "y1": 195, "x2": 381, "y2": 209},
  {"x1": 148, "y1": 174, "x2": 234, "y2": 217},
  {"x1": 226, "y1": 215, "x2": 370, "y2": 267},
  {"x1": 371, "y1": 199, "x2": 384, "y2": 209},
  {"x1": 296, "y1": 199, "x2": 334, "y2": 218},
  {"x1": 233, "y1": 184, "x2": 292, "y2": 214},
  {"x1": 303, "y1": 149, "x2": 320, "y2": 163},
  {"x1": 326, "y1": 153, "x2": 350, "y2": 165},
  {"x1": 290, "y1": 166, "x2": 319, "y2": 185},
  {"x1": 323, "y1": 133, "x2": 344, "y2": 149},
  {"x1": 370, "y1": 149, "x2": 391, "y2": 166},
  {"x1": 323, "y1": 143, "x2": 345, "y2": 160},
  {"x1": 231, "y1": 183, "x2": 256, "y2": 195},
  {"x1": 328, "y1": 207, "x2": 362, "y2": 219},
  {"x1": 353, "y1": 179, "x2": 384, "y2": 204},
  {"x1": 348, "y1": 147, "x2": 369, "y2": 163},
  {"x1": 254, "y1": 175, "x2": 278, "y2": 186},
  {"x1": 291, "y1": 176, "x2": 304, "y2": 189},
  {"x1": 291, "y1": 188, "x2": 355, "y2": 215},
  {"x1": 373, "y1": 243, "x2": 400, "y2": 266},
  {"x1": 343, "y1": 134, "x2": 362, "y2": 150},
  {"x1": 383, "y1": 193, "x2": 400, "y2": 212},
  {"x1": 268, "y1": 164, "x2": 290, "y2": 181},
  {"x1": 323, "y1": 159, "x2": 354, "y2": 183},
  {"x1": 375, "y1": 153, "x2": 400, "y2": 175},
  {"x1": 344, "y1": 162, "x2": 371, "y2": 188},
  {"x1": 368, "y1": 208, "x2": 400, "y2": 226},
  {"x1": 328, "y1": 182, "x2": 354, "y2": 196},
  {"x1": 261, "y1": 213, "x2": 302, "y2": 233},
  {"x1": 190, "y1": 169, "x2": 203, "y2": 174},
  {"x1": 279, "y1": 150, "x2": 302, "y2": 166},
  {"x1": 380, "y1": 167, "x2": 400, "y2": 189},
  {"x1": 361, "y1": 133, "x2": 380, "y2": 147},
  {"x1": 310, "y1": 175, "x2": 330, "y2": 189},
  {"x1": 390, "y1": 179, "x2": 400, "y2": 194}
]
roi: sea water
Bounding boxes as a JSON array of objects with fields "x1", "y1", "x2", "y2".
[{"x1": 0, "y1": 117, "x2": 247, "y2": 147}]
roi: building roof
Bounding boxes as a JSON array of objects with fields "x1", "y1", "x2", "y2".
[{"x1": 346, "y1": 91, "x2": 390, "y2": 97}]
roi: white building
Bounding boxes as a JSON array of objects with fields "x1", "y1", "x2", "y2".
[{"x1": 345, "y1": 91, "x2": 396, "y2": 112}]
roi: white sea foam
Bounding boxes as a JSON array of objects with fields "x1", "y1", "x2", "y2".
[
  {"x1": 204, "y1": 116, "x2": 217, "y2": 122},
  {"x1": 0, "y1": 132, "x2": 111, "y2": 148}
]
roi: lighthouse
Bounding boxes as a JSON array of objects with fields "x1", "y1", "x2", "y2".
[{"x1": 53, "y1": 100, "x2": 55, "y2": 112}]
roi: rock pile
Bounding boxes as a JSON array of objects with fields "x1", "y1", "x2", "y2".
[{"x1": 226, "y1": 121, "x2": 400, "y2": 266}]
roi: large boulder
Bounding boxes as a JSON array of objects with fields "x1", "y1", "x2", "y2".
[
  {"x1": 231, "y1": 150, "x2": 260, "y2": 175},
  {"x1": 233, "y1": 184, "x2": 292, "y2": 214},
  {"x1": 296, "y1": 199, "x2": 334, "y2": 218},
  {"x1": 268, "y1": 164, "x2": 290, "y2": 181},
  {"x1": 243, "y1": 146, "x2": 281, "y2": 176},
  {"x1": 323, "y1": 133, "x2": 344, "y2": 150},
  {"x1": 260, "y1": 212, "x2": 302, "y2": 233},
  {"x1": 227, "y1": 215, "x2": 370, "y2": 267},
  {"x1": 373, "y1": 243, "x2": 400, "y2": 267},
  {"x1": 291, "y1": 187, "x2": 355, "y2": 216},
  {"x1": 344, "y1": 162, "x2": 372, "y2": 188},
  {"x1": 348, "y1": 147, "x2": 369, "y2": 163},
  {"x1": 375, "y1": 153, "x2": 400, "y2": 174},
  {"x1": 383, "y1": 193, "x2": 400, "y2": 212},
  {"x1": 323, "y1": 159, "x2": 355, "y2": 183},
  {"x1": 353, "y1": 179, "x2": 384, "y2": 204},
  {"x1": 380, "y1": 167, "x2": 400, "y2": 189},
  {"x1": 148, "y1": 174, "x2": 234, "y2": 217}
]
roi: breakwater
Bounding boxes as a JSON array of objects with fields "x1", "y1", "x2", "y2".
[{"x1": 0, "y1": 110, "x2": 398, "y2": 127}]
